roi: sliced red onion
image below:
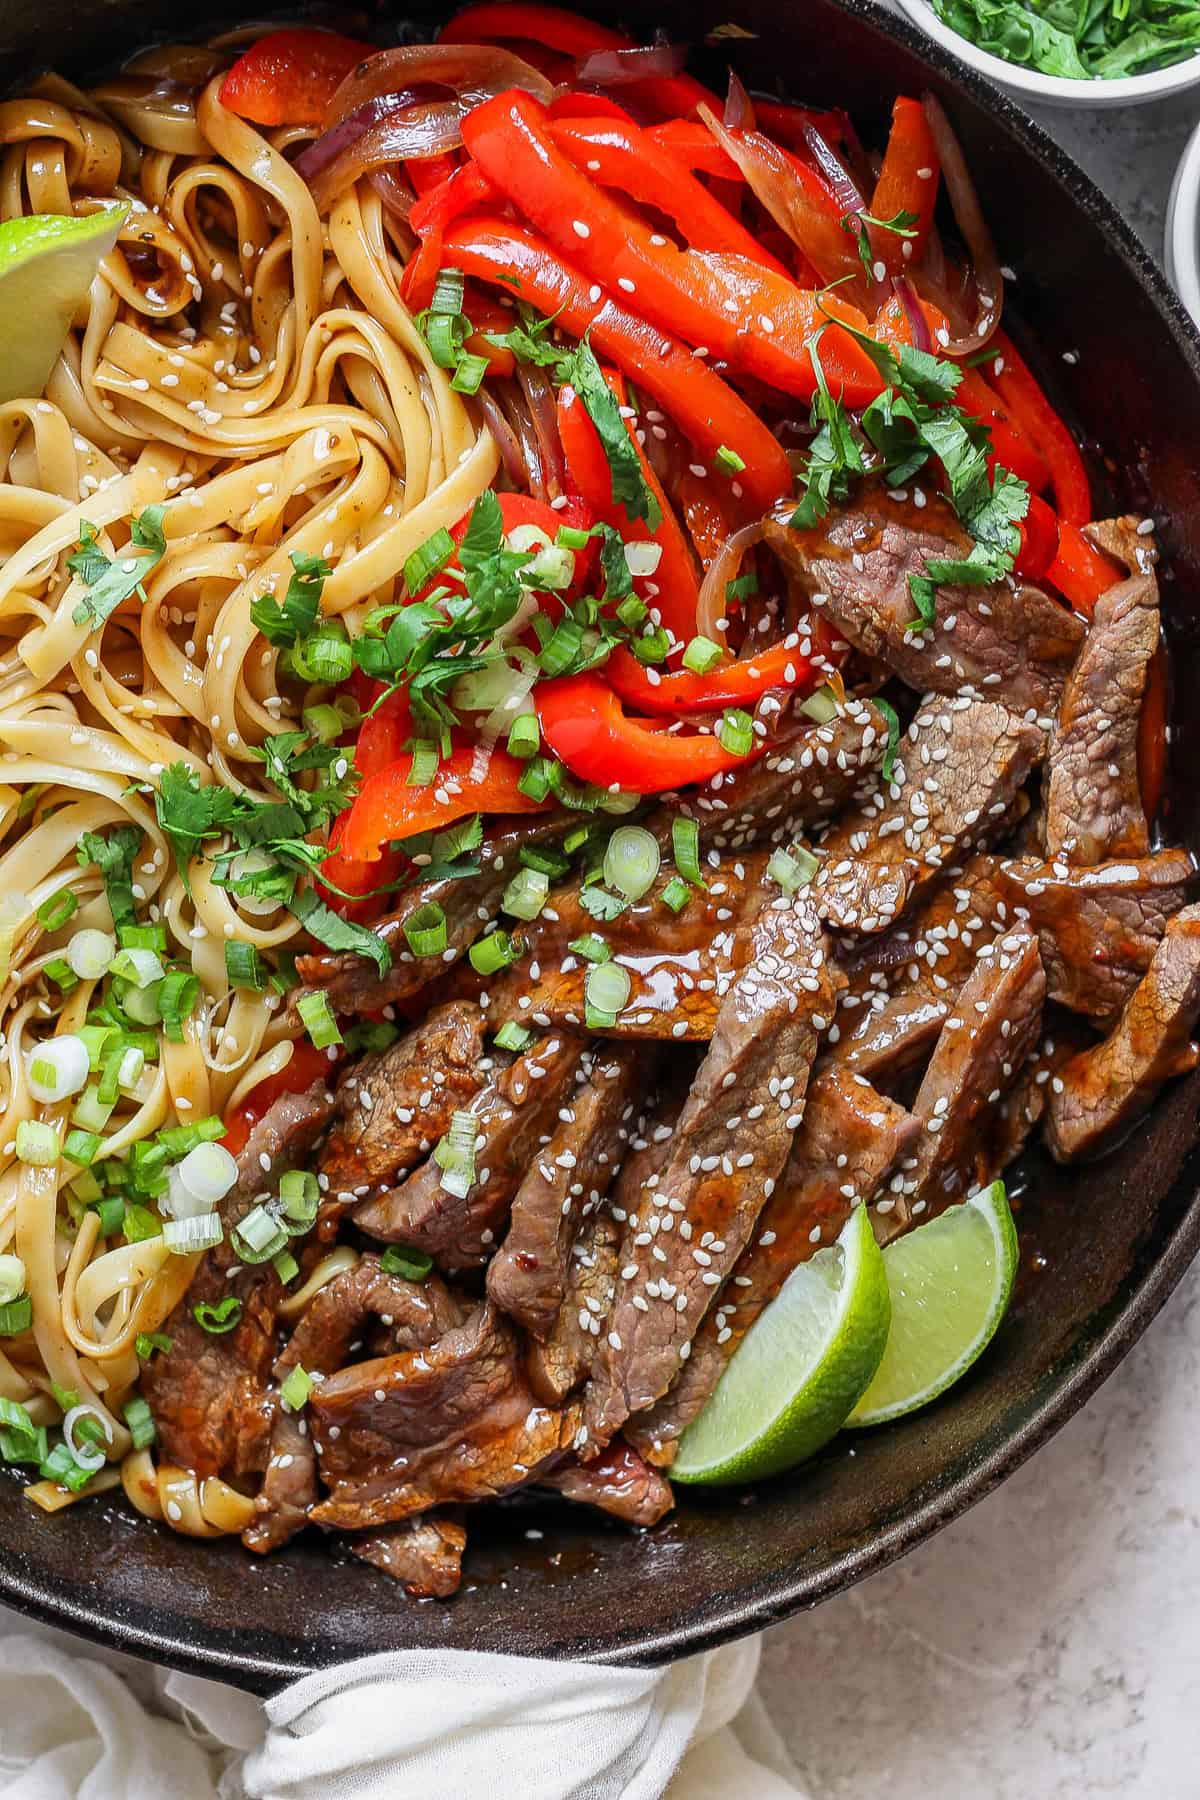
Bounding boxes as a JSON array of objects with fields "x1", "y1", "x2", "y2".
[
  {"x1": 517, "y1": 361, "x2": 567, "y2": 504},
  {"x1": 920, "y1": 92, "x2": 1003, "y2": 356},
  {"x1": 893, "y1": 275, "x2": 932, "y2": 353},
  {"x1": 575, "y1": 43, "x2": 689, "y2": 85},
  {"x1": 696, "y1": 519, "x2": 768, "y2": 645},
  {"x1": 723, "y1": 69, "x2": 756, "y2": 130},
  {"x1": 294, "y1": 94, "x2": 421, "y2": 184},
  {"x1": 307, "y1": 100, "x2": 476, "y2": 211},
  {"x1": 478, "y1": 385, "x2": 535, "y2": 493},
  {"x1": 367, "y1": 165, "x2": 414, "y2": 222},
  {"x1": 325, "y1": 43, "x2": 554, "y2": 126},
  {"x1": 800, "y1": 120, "x2": 865, "y2": 220}
]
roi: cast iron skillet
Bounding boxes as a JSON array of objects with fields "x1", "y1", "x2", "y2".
[{"x1": 2, "y1": 0, "x2": 1199, "y2": 1696}]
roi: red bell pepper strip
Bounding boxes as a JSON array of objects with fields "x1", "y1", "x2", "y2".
[
  {"x1": 409, "y1": 162, "x2": 500, "y2": 238},
  {"x1": 548, "y1": 115, "x2": 789, "y2": 273},
  {"x1": 399, "y1": 230, "x2": 442, "y2": 311},
  {"x1": 460, "y1": 91, "x2": 885, "y2": 409},
  {"x1": 872, "y1": 294, "x2": 1051, "y2": 495},
  {"x1": 606, "y1": 639, "x2": 822, "y2": 714},
  {"x1": 558, "y1": 375, "x2": 698, "y2": 644},
  {"x1": 462, "y1": 285, "x2": 516, "y2": 376},
  {"x1": 1045, "y1": 521, "x2": 1122, "y2": 617},
  {"x1": 219, "y1": 29, "x2": 370, "y2": 127},
  {"x1": 316, "y1": 687, "x2": 411, "y2": 920},
  {"x1": 676, "y1": 466, "x2": 736, "y2": 569},
  {"x1": 340, "y1": 741, "x2": 548, "y2": 863},
  {"x1": 869, "y1": 97, "x2": 940, "y2": 276},
  {"x1": 222, "y1": 1038, "x2": 338, "y2": 1155},
  {"x1": 406, "y1": 151, "x2": 460, "y2": 196},
  {"x1": 408, "y1": 490, "x2": 599, "y2": 603},
  {"x1": 439, "y1": 215, "x2": 793, "y2": 512},
  {"x1": 1014, "y1": 493, "x2": 1060, "y2": 582},
  {"x1": 547, "y1": 92, "x2": 637, "y2": 124},
  {"x1": 988, "y1": 330, "x2": 1091, "y2": 526},
  {"x1": 753, "y1": 101, "x2": 856, "y2": 151},
  {"x1": 439, "y1": 3, "x2": 718, "y2": 117},
  {"x1": 645, "y1": 119, "x2": 739, "y2": 182},
  {"x1": 536, "y1": 669, "x2": 760, "y2": 794}
]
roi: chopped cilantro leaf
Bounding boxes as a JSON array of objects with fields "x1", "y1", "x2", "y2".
[
  {"x1": 290, "y1": 887, "x2": 390, "y2": 976},
  {"x1": 69, "y1": 505, "x2": 167, "y2": 632},
  {"x1": 76, "y1": 826, "x2": 141, "y2": 930},
  {"x1": 249, "y1": 552, "x2": 331, "y2": 647}
]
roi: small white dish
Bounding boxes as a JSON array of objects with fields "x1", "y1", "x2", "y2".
[
  {"x1": 894, "y1": 0, "x2": 1200, "y2": 108},
  {"x1": 1166, "y1": 117, "x2": 1200, "y2": 326}
]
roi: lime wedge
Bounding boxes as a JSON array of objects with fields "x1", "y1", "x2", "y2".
[
  {"x1": 673, "y1": 1202, "x2": 890, "y2": 1485},
  {"x1": 848, "y1": 1181, "x2": 1018, "y2": 1428},
  {"x1": 0, "y1": 205, "x2": 129, "y2": 405}
]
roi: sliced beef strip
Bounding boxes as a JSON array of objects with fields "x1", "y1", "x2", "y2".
[
  {"x1": 245, "y1": 1254, "x2": 465, "y2": 1553},
  {"x1": 884, "y1": 928, "x2": 1046, "y2": 1230},
  {"x1": 763, "y1": 488, "x2": 1084, "y2": 716},
  {"x1": 980, "y1": 1015, "x2": 1093, "y2": 1172},
  {"x1": 1046, "y1": 904, "x2": 1200, "y2": 1162},
  {"x1": 348, "y1": 1515, "x2": 467, "y2": 1597},
  {"x1": 814, "y1": 697, "x2": 1045, "y2": 927},
  {"x1": 484, "y1": 861, "x2": 769, "y2": 1042},
  {"x1": 542, "y1": 1441, "x2": 674, "y2": 1526},
  {"x1": 487, "y1": 1045, "x2": 647, "y2": 1337},
  {"x1": 295, "y1": 812, "x2": 567, "y2": 1014},
  {"x1": 629, "y1": 1068, "x2": 917, "y2": 1466},
  {"x1": 142, "y1": 1082, "x2": 335, "y2": 1481},
  {"x1": 992, "y1": 851, "x2": 1193, "y2": 1019},
  {"x1": 670, "y1": 696, "x2": 890, "y2": 852},
  {"x1": 352, "y1": 1033, "x2": 587, "y2": 1270},
  {"x1": 309, "y1": 1302, "x2": 580, "y2": 1530},
  {"x1": 525, "y1": 1210, "x2": 621, "y2": 1405},
  {"x1": 1044, "y1": 569, "x2": 1158, "y2": 864},
  {"x1": 584, "y1": 895, "x2": 843, "y2": 1447},
  {"x1": 319, "y1": 1003, "x2": 487, "y2": 1199}
]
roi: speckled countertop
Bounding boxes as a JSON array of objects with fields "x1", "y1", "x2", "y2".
[{"x1": 757, "y1": 90, "x2": 1200, "y2": 1800}]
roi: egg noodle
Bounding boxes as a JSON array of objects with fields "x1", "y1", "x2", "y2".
[{"x1": 0, "y1": 39, "x2": 496, "y2": 1525}]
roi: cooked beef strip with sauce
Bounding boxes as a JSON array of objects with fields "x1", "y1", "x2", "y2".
[
  {"x1": 348, "y1": 1515, "x2": 467, "y2": 1597},
  {"x1": 309, "y1": 1302, "x2": 581, "y2": 1529},
  {"x1": 1044, "y1": 568, "x2": 1159, "y2": 864},
  {"x1": 525, "y1": 1209, "x2": 622, "y2": 1405},
  {"x1": 142, "y1": 1082, "x2": 335, "y2": 1481},
  {"x1": 351, "y1": 1032, "x2": 587, "y2": 1270},
  {"x1": 319, "y1": 1003, "x2": 487, "y2": 1198},
  {"x1": 542, "y1": 1441, "x2": 674, "y2": 1526},
  {"x1": 488, "y1": 1045, "x2": 648, "y2": 1336},
  {"x1": 1046, "y1": 904, "x2": 1200, "y2": 1161},
  {"x1": 584, "y1": 894, "x2": 843, "y2": 1448},
  {"x1": 628, "y1": 1069, "x2": 917, "y2": 1466},
  {"x1": 813, "y1": 697, "x2": 1045, "y2": 927},
  {"x1": 763, "y1": 488, "x2": 1085, "y2": 718}
]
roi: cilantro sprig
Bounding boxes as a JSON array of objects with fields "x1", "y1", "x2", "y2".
[{"x1": 68, "y1": 506, "x2": 167, "y2": 631}]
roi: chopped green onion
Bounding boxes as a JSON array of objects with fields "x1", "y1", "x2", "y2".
[
  {"x1": 568, "y1": 933, "x2": 611, "y2": 963},
  {"x1": 297, "y1": 990, "x2": 342, "y2": 1051},
  {"x1": 0, "y1": 1294, "x2": 31, "y2": 1336},
  {"x1": 294, "y1": 622, "x2": 352, "y2": 686},
  {"x1": 0, "y1": 1394, "x2": 44, "y2": 1462},
  {"x1": 469, "y1": 929, "x2": 522, "y2": 976},
  {"x1": 519, "y1": 843, "x2": 569, "y2": 878},
  {"x1": 37, "y1": 888, "x2": 78, "y2": 932},
  {"x1": 584, "y1": 959, "x2": 631, "y2": 1020},
  {"x1": 874, "y1": 696, "x2": 901, "y2": 782},
  {"x1": 303, "y1": 702, "x2": 346, "y2": 743},
  {"x1": 379, "y1": 1246, "x2": 434, "y2": 1281},
  {"x1": 769, "y1": 845, "x2": 819, "y2": 893},
  {"x1": 715, "y1": 444, "x2": 746, "y2": 474},
  {"x1": 135, "y1": 1331, "x2": 172, "y2": 1359},
  {"x1": 800, "y1": 685, "x2": 839, "y2": 724},
  {"x1": 538, "y1": 616, "x2": 585, "y2": 677},
  {"x1": 118, "y1": 924, "x2": 167, "y2": 954},
  {"x1": 43, "y1": 959, "x2": 78, "y2": 993},
  {"x1": 717, "y1": 708, "x2": 754, "y2": 757},
  {"x1": 406, "y1": 736, "x2": 441, "y2": 788},
  {"x1": 272, "y1": 1248, "x2": 300, "y2": 1284},
  {"x1": 68, "y1": 1168, "x2": 102, "y2": 1206},
  {"x1": 616, "y1": 594, "x2": 648, "y2": 629},
  {"x1": 344, "y1": 1018, "x2": 400, "y2": 1054},
  {"x1": 506, "y1": 710, "x2": 540, "y2": 759},
  {"x1": 92, "y1": 1195, "x2": 125, "y2": 1237},
  {"x1": 78, "y1": 1025, "x2": 116, "y2": 1069},
  {"x1": 97, "y1": 1049, "x2": 124, "y2": 1106},
  {"x1": 27, "y1": 1035, "x2": 90, "y2": 1103},
  {"x1": 671, "y1": 817, "x2": 706, "y2": 888},
  {"x1": 631, "y1": 626, "x2": 670, "y2": 665},
  {"x1": 162, "y1": 1213, "x2": 223, "y2": 1254},
  {"x1": 681, "y1": 636, "x2": 723, "y2": 676},
  {"x1": 423, "y1": 310, "x2": 460, "y2": 368},
  {"x1": 280, "y1": 1364, "x2": 312, "y2": 1412},
  {"x1": 225, "y1": 940, "x2": 265, "y2": 990},
  {"x1": 117, "y1": 980, "x2": 162, "y2": 1027},
  {"x1": 403, "y1": 528, "x2": 456, "y2": 595},
  {"x1": 122, "y1": 1203, "x2": 161, "y2": 1243},
  {"x1": 494, "y1": 1020, "x2": 534, "y2": 1053},
  {"x1": 430, "y1": 266, "x2": 465, "y2": 315},
  {"x1": 268, "y1": 953, "x2": 300, "y2": 997},
  {"x1": 233, "y1": 1206, "x2": 289, "y2": 1266},
  {"x1": 63, "y1": 1129, "x2": 101, "y2": 1167},
  {"x1": 403, "y1": 901, "x2": 449, "y2": 958},
  {"x1": 556, "y1": 524, "x2": 593, "y2": 551},
  {"x1": 158, "y1": 971, "x2": 199, "y2": 1042},
  {"x1": 15, "y1": 1121, "x2": 58, "y2": 1167},
  {"x1": 110, "y1": 946, "x2": 163, "y2": 988},
  {"x1": 71, "y1": 1085, "x2": 115, "y2": 1133},
  {"x1": 193, "y1": 1295, "x2": 242, "y2": 1334},
  {"x1": 517, "y1": 756, "x2": 553, "y2": 802},
  {"x1": 67, "y1": 928, "x2": 115, "y2": 981},
  {"x1": 451, "y1": 352, "x2": 489, "y2": 394},
  {"x1": 624, "y1": 541, "x2": 662, "y2": 579},
  {"x1": 433, "y1": 1108, "x2": 478, "y2": 1198},
  {"x1": 603, "y1": 825, "x2": 660, "y2": 901},
  {"x1": 122, "y1": 1396, "x2": 156, "y2": 1450},
  {"x1": 39, "y1": 1441, "x2": 94, "y2": 1492},
  {"x1": 660, "y1": 875, "x2": 692, "y2": 913},
  {"x1": 502, "y1": 867, "x2": 550, "y2": 922},
  {"x1": 0, "y1": 1255, "x2": 26, "y2": 1306},
  {"x1": 156, "y1": 1117, "x2": 224, "y2": 1159}
]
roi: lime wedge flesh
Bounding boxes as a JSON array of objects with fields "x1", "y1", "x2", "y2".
[
  {"x1": 673, "y1": 1202, "x2": 891, "y2": 1485},
  {"x1": 848, "y1": 1180, "x2": 1018, "y2": 1428},
  {"x1": 0, "y1": 205, "x2": 129, "y2": 405}
]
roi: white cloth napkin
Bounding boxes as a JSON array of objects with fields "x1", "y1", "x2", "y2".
[{"x1": 0, "y1": 1611, "x2": 807, "y2": 1799}]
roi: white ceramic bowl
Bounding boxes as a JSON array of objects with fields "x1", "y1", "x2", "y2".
[
  {"x1": 1166, "y1": 117, "x2": 1200, "y2": 325},
  {"x1": 894, "y1": 0, "x2": 1200, "y2": 107}
]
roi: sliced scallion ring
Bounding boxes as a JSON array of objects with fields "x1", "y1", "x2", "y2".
[{"x1": 603, "y1": 825, "x2": 660, "y2": 901}]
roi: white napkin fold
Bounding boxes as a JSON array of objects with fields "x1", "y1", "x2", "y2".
[{"x1": 0, "y1": 1614, "x2": 808, "y2": 1800}]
